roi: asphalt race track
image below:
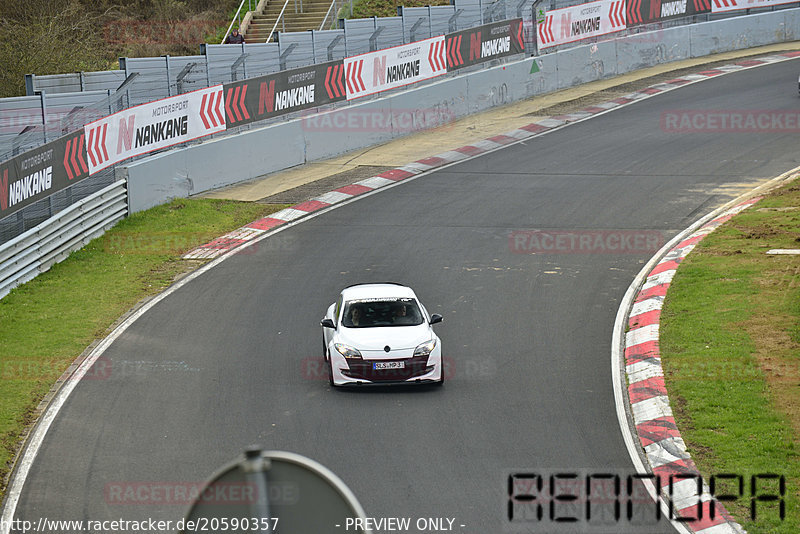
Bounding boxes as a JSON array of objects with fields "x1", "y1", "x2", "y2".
[{"x1": 11, "y1": 59, "x2": 800, "y2": 533}]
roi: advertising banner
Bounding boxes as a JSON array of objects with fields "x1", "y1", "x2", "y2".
[
  {"x1": 223, "y1": 61, "x2": 346, "y2": 128},
  {"x1": 627, "y1": 0, "x2": 710, "y2": 25},
  {"x1": 445, "y1": 19, "x2": 525, "y2": 71},
  {"x1": 344, "y1": 36, "x2": 447, "y2": 100},
  {"x1": 0, "y1": 130, "x2": 90, "y2": 221},
  {"x1": 83, "y1": 85, "x2": 226, "y2": 174},
  {"x1": 711, "y1": 0, "x2": 797, "y2": 12},
  {"x1": 537, "y1": 0, "x2": 626, "y2": 49}
]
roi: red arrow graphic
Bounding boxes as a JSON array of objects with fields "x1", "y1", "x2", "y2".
[
  {"x1": 516, "y1": 21, "x2": 523, "y2": 48},
  {"x1": 69, "y1": 134, "x2": 81, "y2": 178},
  {"x1": 86, "y1": 128, "x2": 97, "y2": 167},
  {"x1": 335, "y1": 65, "x2": 345, "y2": 96},
  {"x1": 547, "y1": 16, "x2": 554, "y2": 42},
  {"x1": 214, "y1": 89, "x2": 225, "y2": 125},
  {"x1": 356, "y1": 60, "x2": 365, "y2": 92},
  {"x1": 63, "y1": 138, "x2": 74, "y2": 180},
  {"x1": 345, "y1": 62, "x2": 356, "y2": 94},
  {"x1": 325, "y1": 66, "x2": 334, "y2": 98},
  {"x1": 238, "y1": 86, "x2": 249, "y2": 120},
  {"x1": 456, "y1": 35, "x2": 463, "y2": 64},
  {"x1": 77, "y1": 133, "x2": 88, "y2": 173},
  {"x1": 100, "y1": 123, "x2": 109, "y2": 162},
  {"x1": 204, "y1": 92, "x2": 214, "y2": 128},
  {"x1": 231, "y1": 86, "x2": 243, "y2": 123},
  {"x1": 438, "y1": 39, "x2": 446, "y2": 70},
  {"x1": 446, "y1": 37, "x2": 453, "y2": 67}
]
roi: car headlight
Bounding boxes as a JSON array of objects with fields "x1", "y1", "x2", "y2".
[
  {"x1": 414, "y1": 339, "x2": 436, "y2": 357},
  {"x1": 334, "y1": 343, "x2": 362, "y2": 359}
]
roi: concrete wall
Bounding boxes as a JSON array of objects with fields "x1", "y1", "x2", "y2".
[{"x1": 124, "y1": 8, "x2": 800, "y2": 212}]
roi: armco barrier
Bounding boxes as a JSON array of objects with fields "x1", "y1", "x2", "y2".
[
  {"x1": 0, "y1": 181, "x2": 127, "y2": 299},
  {"x1": 122, "y1": 8, "x2": 800, "y2": 212}
]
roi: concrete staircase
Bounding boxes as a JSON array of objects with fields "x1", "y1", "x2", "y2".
[{"x1": 243, "y1": 0, "x2": 335, "y2": 43}]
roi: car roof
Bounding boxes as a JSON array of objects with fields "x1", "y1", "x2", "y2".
[{"x1": 341, "y1": 283, "x2": 416, "y2": 301}]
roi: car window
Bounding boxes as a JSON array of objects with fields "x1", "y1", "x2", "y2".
[
  {"x1": 341, "y1": 298, "x2": 424, "y2": 328},
  {"x1": 334, "y1": 295, "x2": 343, "y2": 326}
]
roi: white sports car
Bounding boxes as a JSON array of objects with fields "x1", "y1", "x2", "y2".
[{"x1": 320, "y1": 283, "x2": 444, "y2": 387}]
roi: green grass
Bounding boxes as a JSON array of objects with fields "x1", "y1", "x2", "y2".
[
  {"x1": 660, "y1": 180, "x2": 800, "y2": 533},
  {"x1": 0, "y1": 198, "x2": 288, "y2": 491}
]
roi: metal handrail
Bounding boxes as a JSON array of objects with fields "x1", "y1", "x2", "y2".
[
  {"x1": 319, "y1": 0, "x2": 338, "y2": 30},
  {"x1": 223, "y1": 0, "x2": 252, "y2": 43},
  {"x1": 266, "y1": 0, "x2": 293, "y2": 42}
]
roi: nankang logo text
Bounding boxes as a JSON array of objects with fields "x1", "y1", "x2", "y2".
[
  {"x1": 135, "y1": 116, "x2": 188, "y2": 148},
  {"x1": 481, "y1": 36, "x2": 510, "y2": 58},
  {"x1": 6, "y1": 166, "x2": 52, "y2": 207},
  {"x1": 571, "y1": 17, "x2": 600, "y2": 36}
]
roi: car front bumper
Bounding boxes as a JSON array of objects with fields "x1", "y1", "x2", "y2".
[{"x1": 330, "y1": 348, "x2": 443, "y2": 386}]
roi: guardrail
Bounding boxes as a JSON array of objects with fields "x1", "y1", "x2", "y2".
[{"x1": 0, "y1": 181, "x2": 127, "y2": 299}]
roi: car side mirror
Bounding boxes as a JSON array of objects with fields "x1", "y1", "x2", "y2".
[
  {"x1": 429, "y1": 314, "x2": 443, "y2": 325},
  {"x1": 320, "y1": 318, "x2": 335, "y2": 328}
]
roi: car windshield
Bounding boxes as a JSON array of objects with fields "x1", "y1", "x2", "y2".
[{"x1": 341, "y1": 298, "x2": 424, "y2": 328}]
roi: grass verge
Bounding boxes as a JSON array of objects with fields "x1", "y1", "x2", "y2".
[
  {"x1": 0, "y1": 198, "x2": 288, "y2": 495},
  {"x1": 660, "y1": 178, "x2": 800, "y2": 533}
]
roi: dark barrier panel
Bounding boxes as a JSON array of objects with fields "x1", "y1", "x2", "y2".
[
  {"x1": 627, "y1": 0, "x2": 711, "y2": 25},
  {"x1": 0, "y1": 130, "x2": 89, "y2": 221},
  {"x1": 223, "y1": 61, "x2": 346, "y2": 128},
  {"x1": 445, "y1": 19, "x2": 524, "y2": 71}
]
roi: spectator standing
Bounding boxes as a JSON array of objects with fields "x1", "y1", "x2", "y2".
[{"x1": 224, "y1": 28, "x2": 245, "y2": 44}]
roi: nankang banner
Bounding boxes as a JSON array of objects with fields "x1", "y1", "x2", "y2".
[
  {"x1": 445, "y1": 19, "x2": 524, "y2": 71},
  {"x1": 627, "y1": 0, "x2": 710, "y2": 25},
  {"x1": 711, "y1": 0, "x2": 796, "y2": 12},
  {"x1": 83, "y1": 85, "x2": 226, "y2": 174},
  {"x1": 537, "y1": 0, "x2": 626, "y2": 49},
  {"x1": 0, "y1": 130, "x2": 90, "y2": 221},
  {"x1": 223, "y1": 61, "x2": 346, "y2": 128},
  {"x1": 344, "y1": 36, "x2": 447, "y2": 100}
]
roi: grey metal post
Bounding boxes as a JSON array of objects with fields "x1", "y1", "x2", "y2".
[
  {"x1": 399, "y1": 6, "x2": 406, "y2": 42},
  {"x1": 448, "y1": 9, "x2": 462, "y2": 32},
  {"x1": 369, "y1": 26, "x2": 384, "y2": 51},
  {"x1": 231, "y1": 53, "x2": 249, "y2": 82},
  {"x1": 531, "y1": 0, "x2": 544, "y2": 57},
  {"x1": 279, "y1": 43, "x2": 297, "y2": 71},
  {"x1": 479, "y1": 0, "x2": 484, "y2": 24},
  {"x1": 176, "y1": 63, "x2": 196, "y2": 94},
  {"x1": 40, "y1": 93, "x2": 48, "y2": 143},
  {"x1": 24, "y1": 74, "x2": 34, "y2": 96},
  {"x1": 311, "y1": 30, "x2": 316, "y2": 63},
  {"x1": 201, "y1": 44, "x2": 211, "y2": 87},
  {"x1": 409, "y1": 18, "x2": 424, "y2": 43},
  {"x1": 79, "y1": 71, "x2": 86, "y2": 92},
  {"x1": 327, "y1": 34, "x2": 344, "y2": 60},
  {"x1": 165, "y1": 55, "x2": 172, "y2": 97}
]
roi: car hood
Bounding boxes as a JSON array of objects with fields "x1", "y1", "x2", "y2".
[{"x1": 336, "y1": 324, "x2": 433, "y2": 351}]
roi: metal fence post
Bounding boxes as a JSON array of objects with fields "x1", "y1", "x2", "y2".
[
  {"x1": 327, "y1": 34, "x2": 344, "y2": 60},
  {"x1": 40, "y1": 93, "x2": 48, "y2": 143},
  {"x1": 165, "y1": 55, "x2": 172, "y2": 96},
  {"x1": 311, "y1": 30, "x2": 317, "y2": 63}
]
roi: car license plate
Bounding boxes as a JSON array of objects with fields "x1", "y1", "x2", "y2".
[{"x1": 374, "y1": 361, "x2": 404, "y2": 370}]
